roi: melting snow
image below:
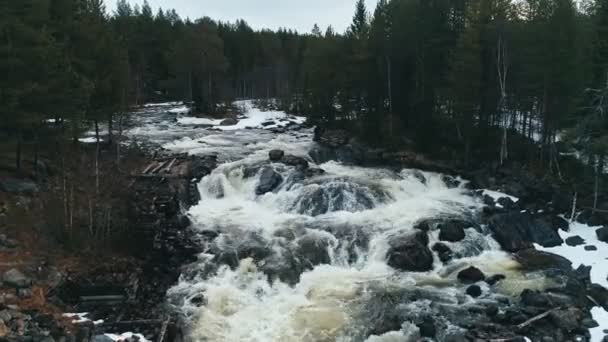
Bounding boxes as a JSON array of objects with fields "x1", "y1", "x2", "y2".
[
  {"x1": 104, "y1": 332, "x2": 150, "y2": 342},
  {"x1": 536, "y1": 221, "x2": 608, "y2": 341},
  {"x1": 62, "y1": 313, "x2": 103, "y2": 325},
  {"x1": 482, "y1": 189, "x2": 519, "y2": 203}
]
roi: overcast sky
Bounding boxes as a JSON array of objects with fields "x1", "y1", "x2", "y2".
[{"x1": 107, "y1": 0, "x2": 378, "y2": 33}]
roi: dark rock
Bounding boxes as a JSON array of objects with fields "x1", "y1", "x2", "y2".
[
  {"x1": 304, "y1": 168, "x2": 325, "y2": 178},
  {"x1": 497, "y1": 197, "x2": 516, "y2": 210},
  {"x1": 488, "y1": 213, "x2": 562, "y2": 252},
  {"x1": 3, "y1": 269, "x2": 31, "y2": 288},
  {"x1": 414, "y1": 220, "x2": 432, "y2": 232},
  {"x1": 282, "y1": 155, "x2": 309, "y2": 169},
  {"x1": 296, "y1": 235, "x2": 331, "y2": 268},
  {"x1": 0, "y1": 178, "x2": 38, "y2": 194},
  {"x1": 596, "y1": 227, "x2": 608, "y2": 243},
  {"x1": 552, "y1": 216, "x2": 570, "y2": 231},
  {"x1": 515, "y1": 249, "x2": 572, "y2": 272},
  {"x1": 588, "y1": 284, "x2": 608, "y2": 311},
  {"x1": 486, "y1": 274, "x2": 506, "y2": 286},
  {"x1": 549, "y1": 308, "x2": 583, "y2": 332},
  {"x1": 438, "y1": 221, "x2": 466, "y2": 242},
  {"x1": 219, "y1": 118, "x2": 238, "y2": 126},
  {"x1": 520, "y1": 289, "x2": 552, "y2": 307},
  {"x1": 255, "y1": 167, "x2": 283, "y2": 195},
  {"x1": 212, "y1": 233, "x2": 272, "y2": 268},
  {"x1": 585, "y1": 245, "x2": 598, "y2": 251},
  {"x1": 189, "y1": 155, "x2": 218, "y2": 180},
  {"x1": 441, "y1": 175, "x2": 460, "y2": 188},
  {"x1": 269, "y1": 150, "x2": 285, "y2": 162},
  {"x1": 565, "y1": 236, "x2": 585, "y2": 247},
  {"x1": 457, "y1": 266, "x2": 485, "y2": 284},
  {"x1": 432, "y1": 243, "x2": 453, "y2": 263},
  {"x1": 483, "y1": 195, "x2": 496, "y2": 207},
  {"x1": 466, "y1": 285, "x2": 482, "y2": 298},
  {"x1": 417, "y1": 317, "x2": 436, "y2": 338},
  {"x1": 386, "y1": 231, "x2": 434, "y2": 272}
]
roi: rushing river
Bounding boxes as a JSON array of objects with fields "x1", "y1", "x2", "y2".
[{"x1": 120, "y1": 101, "x2": 585, "y2": 342}]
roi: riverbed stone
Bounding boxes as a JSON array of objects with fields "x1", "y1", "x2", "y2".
[
  {"x1": 457, "y1": 266, "x2": 485, "y2": 284},
  {"x1": 432, "y1": 243, "x2": 453, "y2": 263},
  {"x1": 596, "y1": 227, "x2": 608, "y2": 243},
  {"x1": 438, "y1": 221, "x2": 466, "y2": 242},
  {"x1": 466, "y1": 285, "x2": 482, "y2": 298},
  {"x1": 269, "y1": 150, "x2": 284, "y2": 162},
  {"x1": 255, "y1": 167, "x2": 283, "y2": 195},
  {"x1": 488, "y1": 212, "x2": 562, "y2": 252},
  {"x1": 219, "y1": 118, "x2": 238, "y2": 126},
  {"x1": 387, "y1": 231, "x2": 433, "y2": 272},
  {"x1": 565, "y1": 236, "x2": 585, "y2": 246},
  {"x1": 3, "y1": 269, "x2": 31, "y2": 289}
]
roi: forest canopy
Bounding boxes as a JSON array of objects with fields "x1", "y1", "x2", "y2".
[{"x1": 1, "y1": 0, "x2": 608, "y2": 169}]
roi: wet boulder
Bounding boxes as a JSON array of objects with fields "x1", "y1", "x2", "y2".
[
  {"x1": 269, "y1": 149, "x2": 285, "y2": 162},
  {"x1": 514, "y1": 249, "x2": 572, "y2": 272},
  {"x1": 295, "y1": 234, "x2": 332, "y2": 268},
  {"x1": 282, "y1": 155, "x2": 309, "y2": 169},
  {"x1": 211, "y1": 234, "x2": 273, "y2": 268},
  {"x1": 438, "y1": 221, "x2": 466, "y2": 242},
  {"x1": 457, "y1": 266, "x2": 485, "y2": 284},
  {"x1": 485, "y1": 274, "x2": 506, "y2": 286},
  {"x1": 386, "y1": 231, "x2": 434, "y2": 272},
  {"x1": 565, "y1": 236, "x2": 585, "y2": 247},
  {"x1": 3, "y1": 269, "x2": 31, "y2": 288},
  {"x1": 255, "y1": 167, "x2": 283, "y2": 195},
  {"x1": 596, "y1": 227, "x2": 608, "y2": 243},
  {"x1": 219, "y1": 118, "x2": 238, "y2": 126},
  {"x1": 466, "y1": 285, "x2": 482, "y2": 298},
  {"x1": 432, "y1": 243, "x2": 453, "y2": 263},
  {"x1": 488, "y1": 213, "x2": 562, "y2": 252}
]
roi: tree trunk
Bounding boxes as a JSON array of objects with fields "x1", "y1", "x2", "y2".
[
  {"x1": 15, "y1": 136, "x2": 22, "y2": 172},
  {"x1": 107, "y1": 114, "x2": 113, "y2": 145}
]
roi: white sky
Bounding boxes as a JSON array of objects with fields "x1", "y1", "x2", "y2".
[{"x1": 107, "y1": 0, "x2": 378, "y2": 34}]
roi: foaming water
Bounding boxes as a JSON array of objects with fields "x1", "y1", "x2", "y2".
[
  {"x1": 168, "y1": 151, "x2": 527, "y2": 341},
  {"x1": 144, "y1": 101, "x2": 552, "y2": 341}
]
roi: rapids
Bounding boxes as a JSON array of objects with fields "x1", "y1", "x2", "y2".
[{"x1": 125, "y1": 101, "x2": 555, "y2": 342}]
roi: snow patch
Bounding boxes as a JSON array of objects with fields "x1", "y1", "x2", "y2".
[
  {"x1": 536, "y1": 221, "x2": 608, "y2": 341},
  {"x1": 104, "y1": 332, "x2": 151, "y2": 342},
  {"x1": 78, "y1": 137, "x2": 99, "y2": 144},
  {"x1": 482, "y1": 190, "x2": 519, "y2": 203},
  {"x1": 62, "y1": 313, "x2": 103, "y2": 325}
]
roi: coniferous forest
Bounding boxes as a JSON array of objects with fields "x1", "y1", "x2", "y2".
[
  {"x1": 2, "y1": 0, "x2": 608, "y2": 169},
  {"x1": 4, "y1": 1, "x2": 608, "y2": 340}
]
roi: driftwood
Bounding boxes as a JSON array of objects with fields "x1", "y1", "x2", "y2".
[
  {"x1": 142, "y1": 162, "x2": 157, "y2": 174},
  {"x1": 162, "y1": 158, "x2": 177, "y2": 173},
  {"x1": 151, "y1": 161, "x2": 168, "y2": 174},
  {"x1": 157, "y1": 316, "x2": 171, "y2": 342},
  {"x1": 516, "y1": 308, "x2": 559, "y2": 330},
  {"x1": 80, "y1": 295, "x2": 126, "y2": 302}
]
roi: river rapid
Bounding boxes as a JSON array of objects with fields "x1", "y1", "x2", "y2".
[{"x1": 120, "y1": 101, "x2": 596, "y2": 342}]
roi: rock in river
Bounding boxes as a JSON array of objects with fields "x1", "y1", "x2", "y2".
[
  {"x1": 255, "y1": 167, "x2": 283, "y2": 195},
  {"x1": 387, "y1": 231, "x2": 434, "y2": 272}
]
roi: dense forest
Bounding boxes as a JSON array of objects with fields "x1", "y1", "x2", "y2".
[{"x1": 2, "y1": 0, "x2": 608, "y2": 170}]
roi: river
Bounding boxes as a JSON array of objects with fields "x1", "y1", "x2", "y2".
[{"x1": 115, "y1": 100, "x2": 605, "y2": 342}]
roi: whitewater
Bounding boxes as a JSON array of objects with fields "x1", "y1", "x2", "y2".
[{"x1": 115, "y1": 100, "x2": 608, "y2": 342}]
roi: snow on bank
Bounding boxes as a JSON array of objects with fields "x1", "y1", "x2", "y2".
[
  {"x1": 175, "y1": 100, "x2": 305, "y2": 131},
  {"x1": 142, "y1": 101, "x2": 183, "y2": 108},
  {"x1": 482, "y1": 190, "x2": 520, "y2": 208},
  {"x1": 536, "y1": 221, "x2": 608, "y2": 341},
  {"x1": 62, "y1": 313, "x2": 103, "y2": 325},
  {"x1": 104, "y1": 332, "x2": 150, "y2": 342}
]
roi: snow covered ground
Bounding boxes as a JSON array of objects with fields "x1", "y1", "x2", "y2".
[
  {"x1": 175, "y1": 100, "x2": 305, "y2": 131},
  {"x1": 536, "y1": 221, "x2": 608, "y2": 341}
]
